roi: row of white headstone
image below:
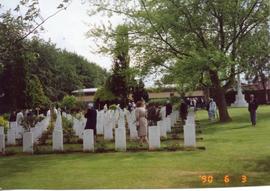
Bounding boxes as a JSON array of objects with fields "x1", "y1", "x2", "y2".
[
  {"x1": 148, "y1": 111, "x2": 178, "y2": 150},
  {"x1": 148, "y1": 109, "x2": 197, "y2": 150},
  {"x1": 0, "y1": 108, "x2": 196, "y2": 154},
  {"x1": 0, "y1": 114, "x2": 51, "y2": 154}
]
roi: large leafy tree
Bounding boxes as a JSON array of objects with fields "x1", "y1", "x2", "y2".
[
  {"x1": 240, "y1": 23, "x2": 270, "y2": 103},
  {"x1": 107, "y1": 24, "x2": 133, "y2": 107},
  {"x1": 0, "y1": 9, "x2": 108, "y2": 113},
  {"x1": 0, "y1": 0, "x2": 71, "y2": 112},
  {"x1": 88, "y1": 0, "x2": 269, "y2": 122}
]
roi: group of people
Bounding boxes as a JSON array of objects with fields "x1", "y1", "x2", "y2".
[
  {"x1": 83, "y1": 100, "x2": 173, "y2": 145},
  {"x1": 84, "y1": 94, "x2": 259, "y2": 145}
]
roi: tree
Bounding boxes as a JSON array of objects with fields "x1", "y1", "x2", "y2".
[
  {"x1": 107, "y1": 24, "x2": 132, "y2": 107},
  {"x1": 88, "y1": 0, "x2": 269, "y2": 122},
  {"x1": 132, "y1": 79, "x2": 149, "y2": 103},
  {"x1": 25, "y1": 74, "x2": 49, "y2": 108},
  {"x1": 0, "y1": 0, "x2": 72, "y2": 112},
  {"x1": 61, "y1": 95, "x2": 78, "y2": 113},
  {"x1": 240, "y1": 23, "x2": 270, "y2": 103}
]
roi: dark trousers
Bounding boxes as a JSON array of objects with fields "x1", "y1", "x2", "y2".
[{"x1": 249, "y1": 111, "x2": 256, "y2": 126}]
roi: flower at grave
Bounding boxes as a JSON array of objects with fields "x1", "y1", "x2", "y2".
[{"x1": 21, "y1": 114, "x2": 39, "y2": 132}]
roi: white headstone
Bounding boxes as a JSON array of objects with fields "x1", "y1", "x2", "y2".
[
  {"x1": 148, "y1": 126, "x2": 160, "y2": 150},
  {"x1": 184, "y1": 124, "x2": 196, "y2": 147},
  {"x1": 164, "y1": 117, "x2": 172, "y2": 133},
  {"x1": 117, "y1": 118, "x2": 125, "y2": 129},
  {"x1": 23, "y1": 132, "x2": 33, "y2": 154},
  {"x1": 104, "y1": 119, "x2": 113, "y2": 140},
  {"x1": 96, "y1": 111, "x2": 104, "y2": 135},
  {"x1": 55, "y1": 113, "x2": 62, "y2": 130},
  {"x1": 62, "y1": 112, "x2": 67, "y2": 118},
  {"x1": 0, "y1": 126, "x2": 4, "y2": 135},
  {"x1": 0, "y1": 134, "x2": 5, "y2": 153},
  {"x1": 7, "y1": 128, "x2": 16, "y2": 145},
  {"x1": 83, "y1": 129, "x2": 94, "y2": 152},
  {"x1": 157, "y1": 120, "x2": 167, "y2": 138},
  {"x1": 129, "y1": 124, "x2": 138, "y2": 140},
  {"x1": 53, "y1": 130, "x2": 63, "y2": 151},
  {"x1": 115, "y1": 128, "x2": 126, "y2": 151},
  {"x1": 160, "y1": 107, "x2": 166, "y2": 120}
]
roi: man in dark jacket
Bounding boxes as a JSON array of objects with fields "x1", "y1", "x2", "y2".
[
  {"x1": 85, "y1": 103, "x2": 97, "y2": 136},
  {"x1": 248, "y1": 94, "x2": 258, "y2": 126},
  {"x1": 165, "y1": 100, "x2": 173, "y2": 117},
  {"x1": 179, "y1": 100, "x2": 188, "y2": 123}
]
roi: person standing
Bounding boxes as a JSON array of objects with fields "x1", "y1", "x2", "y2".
[
  {"x1": 135, "y1": 101, "x2": 148, "y2": 145},
  {"x1": 208, "y1": 98, "x2": 217, "y2": 121},
  {"x1": 248, "y1": 94, "x2": 258, "y2": 126},
  {"x1": 179, "y1": 100, "x2": 188, "y2": 123},
  {"x1": 84, "y1": 103, "x2": 97, "y2": 140},
  {"x1": 165, "y1": 100, "x2": 173, "y2": 117},
  {"x1": 9, "y1": 110, "x2": 17, "y2": 125},
  {"x1": 147, "y1": 103, "x2": 160, "y2": 126}
]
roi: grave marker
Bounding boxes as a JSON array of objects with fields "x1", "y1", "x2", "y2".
[
  {"x1": 83, "y1": 129, "x2": 94, "y2": 152},
  {"x1": 53, "y1": 130, "x2": 64, "y2": 151},
  {"x1": 115, "y1": 128, "x2": 126, "y2": 151},
  {"x1": 148, "y1": 126, "x2": 160, "y2": 150},
  {"x1": 23, "y1": 132, "x2": 34, "y2": 154},
  {"x1": 0, "y1": 134, "x2": 5, "y2": 153}
]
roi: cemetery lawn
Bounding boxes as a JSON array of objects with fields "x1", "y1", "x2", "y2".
[{"x1": 0, "y1": 106, "x2": 270, "y2": 189}]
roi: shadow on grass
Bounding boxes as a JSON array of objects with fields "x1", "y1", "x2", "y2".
[
  {"x1": 199, "y1": 111, "x2": 270, "y2": 135},
  {"x1": 248, "y1": 156, "x2": 270, "y2": 173}
]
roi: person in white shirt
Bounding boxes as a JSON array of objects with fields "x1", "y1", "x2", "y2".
[{"x1": 208, "y1": 98, "x2": 217, "y2": 121}]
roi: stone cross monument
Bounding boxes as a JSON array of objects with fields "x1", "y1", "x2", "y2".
[{"x1": 232, "y1": 75, "x2": 248, "y2": 107}]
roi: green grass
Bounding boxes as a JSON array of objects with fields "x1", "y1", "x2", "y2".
[{"x1": 0, "y1": 106, "x2": 270, "y2": 189}]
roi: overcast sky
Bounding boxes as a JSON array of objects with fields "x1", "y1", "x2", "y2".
[
  {"x1": 1, "y1": 0, "x2": 125, "y2": 69},
  {"x1": 1, "y1": 0, "x2": 159, "y2": 87}
]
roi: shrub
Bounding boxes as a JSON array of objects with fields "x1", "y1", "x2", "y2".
[
  {"x1": 21, "y1": 115, "x2": 39, "y2": 132},
  {"x1": 148, "y1": 99, "x2": 167, "y2": 106},
  {"x1": 109, "y1": 104, "x2": 117, "y2": 110},
  {"x1": 62, "y1": 117, "x2": 76, "y2": 144},
  {"x1": 61, "y1": 95, "x2": 78, "y2": 112},
  {"x1": 94, "y1": 87, "x2": 117, "y2": 102},
  {"x1": 2, "y1": 113, "x2": 10, "y2": 121},
  {"x1": 0, "y1": 116, "x2": 8, "y2": 128}
]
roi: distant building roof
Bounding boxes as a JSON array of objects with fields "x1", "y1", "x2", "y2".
[{"x1": 72, "y1": 88, "x2": 98, "y2": 94}]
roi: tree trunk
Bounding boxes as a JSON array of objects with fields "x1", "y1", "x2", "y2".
[
  {"x1": 261, "y1": 77, "x2": 269, "y2": 103},
  {"x1": 209, "y1": 70, "x2": 232, "y2": 122},
  {"x1": 213, "y1": 86, "x2": 232, "y2": 122}
]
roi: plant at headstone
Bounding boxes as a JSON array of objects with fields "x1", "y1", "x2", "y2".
[
  {"x1": 20, "y1": 114, "x2": 39, "y2": 132},
  {"x1": 0, "y1": 116, "x2": 8, "y2": 133},
  {"x1": 109, "y1": 104, "x2": 117, "y2": 110},
  {"x1": 62, "y1": 117, "x2": 75, "y2": 144}
]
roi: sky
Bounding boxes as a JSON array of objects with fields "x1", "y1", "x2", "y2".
[
  {"x1": 1, "y1": 0, "x2": 123, "y2": 69},
  {"x1": 1, "y1": 0, "x2": 160, "y2": 87}
]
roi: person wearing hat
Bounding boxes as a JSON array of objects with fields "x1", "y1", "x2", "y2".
[{"x1": 84, "y1": 103, "x2": 97, "y2": 139}]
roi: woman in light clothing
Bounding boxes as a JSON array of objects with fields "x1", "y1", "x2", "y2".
[
  {"x1": 208, "y1": 98, "x2": 217, "y2": 121},
  {"x1": 135, "y1": 101, "x2": 148, "y2": 145}
]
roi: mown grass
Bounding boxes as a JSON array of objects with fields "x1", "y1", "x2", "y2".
[{"x1": 0, "y1": 106, "x2": 269, "y2": 189}]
